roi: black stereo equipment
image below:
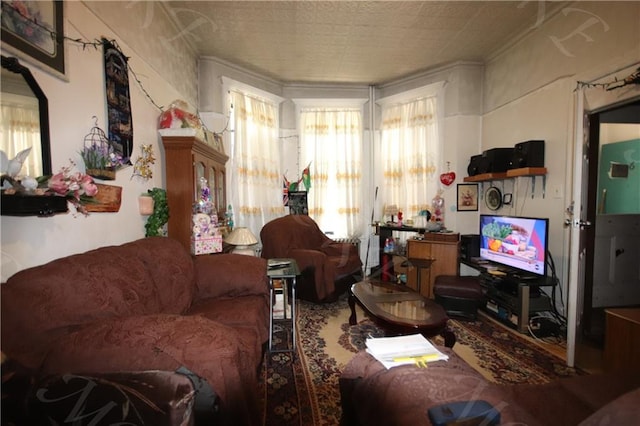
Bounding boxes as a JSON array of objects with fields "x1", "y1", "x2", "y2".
[
  {"x1": 480, "y1": 148, "x2": 513, "y2": 173},
  {"x1": 467, "y1": 155, "x2": 483, "y2": 176},
  {"x1": 509, "y1": 140, "x2": 545, "y2": 169},
  {"x1": 460, "y1": 234, "x2": 480, "y2": 260}
]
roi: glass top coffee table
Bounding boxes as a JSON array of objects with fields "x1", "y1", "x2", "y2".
[{"x1": 349, "y1": 280, "x2": 456, "y2": 347}]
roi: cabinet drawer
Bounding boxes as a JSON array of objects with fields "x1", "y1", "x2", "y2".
[{"x1": 407, "y1": 240, "x2": 432, "y2": 259}]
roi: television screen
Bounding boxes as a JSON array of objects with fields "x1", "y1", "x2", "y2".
[{"x1": 479, "y1": 214, "x2": 548, "y2": 276}]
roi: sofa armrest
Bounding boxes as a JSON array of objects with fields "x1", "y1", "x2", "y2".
[
  {"x1": 194, "y1": 254, "x2": 268, "y2": 300},
  {"x1": 288, "y1": 248, "x2": 327, "y2": 271},
  {"x1": 320, "y1": 241, "x2": 358, "y2": 259}
]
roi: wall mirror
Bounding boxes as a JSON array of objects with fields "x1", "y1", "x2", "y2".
[{"x1": 1, "y1": 55, "x2": 52, "y2": 177}]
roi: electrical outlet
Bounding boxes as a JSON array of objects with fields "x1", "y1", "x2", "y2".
[{"x1": 552, "y1": 185, "x2": 563, "y2": 199}]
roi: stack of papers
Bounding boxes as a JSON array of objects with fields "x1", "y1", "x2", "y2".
[
  {"x1": 268, "y1": 259, "x2": 291, "y2": 268},
  {"x1": 366, "y1": 334, "x2": 449, "y2": 369}
]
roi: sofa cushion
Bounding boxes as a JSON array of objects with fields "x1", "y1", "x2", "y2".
[
  {"x1": 40, "y1": 314, "x2": 260, "y2": 425},
  {"x1": 187, "y1": 295, "x2": 270, "y2": 352},
  {"x1": 30, "y1": 370, "x2": 196, "y2": 426},
  {"x1": 128, "y1": 237, "x2": 195, "y2": 314},
  {"x1": 193, "y1": 253, "x2": 268, "y2": 300}
]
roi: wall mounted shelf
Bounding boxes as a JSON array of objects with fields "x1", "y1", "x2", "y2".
[{"x1": 463, "y1": 167, "x2": 547, "y2": 198}]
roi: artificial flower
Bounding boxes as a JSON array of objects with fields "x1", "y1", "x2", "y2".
[{"x1": 45, "y1": 160, "x2": 99, "y2": 216}]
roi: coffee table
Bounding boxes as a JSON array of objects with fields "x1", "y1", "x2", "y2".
[{"x1": 349, "y1": 280, "x2": 456, "y2": 347}]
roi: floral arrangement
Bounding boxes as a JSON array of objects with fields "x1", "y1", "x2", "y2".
[
  {"x1": 42, "y1": 160, "x2": 99, "y2": 216},
  {"x1": 80, "y1": 142, "x2": 126, "y2": 170},
  {"x1": 80, "y1": 121, "x2": 128, "y2": 181}
]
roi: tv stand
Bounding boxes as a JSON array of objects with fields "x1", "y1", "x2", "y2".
[{"x1": 462, "y1": 260, "x2": 555, "y2": 333}]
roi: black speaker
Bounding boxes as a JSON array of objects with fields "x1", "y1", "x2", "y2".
[
  {"x1": 467, "y1": 154, "x2": 483, "y2": 176},
  {"x1": 460, "y1": 234, "x2": 480, "y2": 260},
  {"x1": 482, "y1": 148, "x2": 514, "y2": 173},
  {"x1": 509, "y1": 140, "x2": 545, "y2": 169}
]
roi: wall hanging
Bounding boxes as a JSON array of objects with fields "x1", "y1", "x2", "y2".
[
  {"x1": 103, "y1": 38, "x2": 133, "y2": 164},
  {"x1": 440, "y1": 162, "x2": 456, "y2": 187},
  {"x1": 485, "y1": 186, "x2": 502, "y2": 211}
]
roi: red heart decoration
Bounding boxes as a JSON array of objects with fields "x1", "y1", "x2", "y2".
[{"x1": 440, "y1": 171, "x2": 456, "y2": 186}]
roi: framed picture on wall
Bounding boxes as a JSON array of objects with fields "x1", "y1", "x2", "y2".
[
  {"x1": 0, "y1": 0, "x2": 66, "y2": 77},
  {"x1": 457, "y1": 183, "x2": 478, "y2": 211},
  {"x1": 288, "y1": 191, "x2": 308, "y2": 215}
]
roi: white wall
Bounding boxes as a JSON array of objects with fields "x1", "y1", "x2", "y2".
[
  {"x1": 1, "y1": 2, "x2": 196, "y2": 281},
  {"x1": 482, "y1": 1, "x2": 640, "y2": 314}
]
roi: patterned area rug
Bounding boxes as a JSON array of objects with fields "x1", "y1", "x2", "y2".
[{"x1": 259, "y1": 294, "x2": 581, "y2": 425}]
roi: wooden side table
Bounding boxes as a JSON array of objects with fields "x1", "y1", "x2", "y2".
[
  {"x1": 604, "y1": 308, "x2": 640, "y2": 373},
  {"x1": 267, "y1": 259, "x2": 300, "y2": 354}
]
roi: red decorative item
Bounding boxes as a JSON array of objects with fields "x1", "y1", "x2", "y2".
[{"x1": 440, "y1": 162, "x2": 456, "y2": 186}]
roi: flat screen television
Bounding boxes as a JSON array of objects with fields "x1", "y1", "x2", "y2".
[{"x1": 479, "y1": 214, "x2": 549, "y2": 277}]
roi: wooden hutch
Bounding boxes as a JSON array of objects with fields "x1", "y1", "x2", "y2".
[{"x1": 159, "y1": 129, "x2": 228, "y2": 253}]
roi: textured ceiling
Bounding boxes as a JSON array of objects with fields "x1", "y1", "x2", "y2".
[{"x1": 164, "y1": 1, "x2": 567, "y2": 85}]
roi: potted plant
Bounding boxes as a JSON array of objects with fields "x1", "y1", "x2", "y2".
[
  {"x1": 144, "y1": 188, "x2": 169, "y2": 237},
  {"x1": 138, "y1": 192, "x2": 154, "y2": 215},
  {"x1": 80, "y1": 141, "x2": 125, "y2": 181}
]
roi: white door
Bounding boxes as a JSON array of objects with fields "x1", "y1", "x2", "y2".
[
  {"x1": 566, "y1": 89, "x2": 590, "y2": 367},
  {"x1": 566, "y1": 76, "x2": 640, "y2": 367}
]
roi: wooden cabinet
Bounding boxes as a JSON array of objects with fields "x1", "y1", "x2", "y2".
[
  {"x1": 406, "y1": 234, "x2": 460, "y2": 298},
  {"x1": 604, "y1": 308, "x2": 640, "y2": 374},
  {"x1": 160, "y1": 129, "x2": 228, "y2": 252}
]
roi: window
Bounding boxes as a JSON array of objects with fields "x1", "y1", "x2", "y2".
[
  {"x1": 377, "y1": 82, "x2": 444, "y2": 220},
  {"x1": 224, "y1": 79, "x2": 284, "y2": 238},
  {"x1": 296, "y1": 100, "x2": 366, "y2": 238}
]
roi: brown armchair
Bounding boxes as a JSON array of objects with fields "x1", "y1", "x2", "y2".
[{"x1": 260, "y1": 215, "x2": 363, "y2": 302}]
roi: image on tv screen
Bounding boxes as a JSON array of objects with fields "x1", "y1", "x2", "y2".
[{"x1": 479, "y1": 215, "x2": 548, "y2": 276}]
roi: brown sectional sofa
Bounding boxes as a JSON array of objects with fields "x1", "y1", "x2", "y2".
[
  {"x1": 340, "y1": 350, "x2": 640, "y2": 426},
  {"x1": 1, "y1": 237, "x2": 269, "y2": 425}
]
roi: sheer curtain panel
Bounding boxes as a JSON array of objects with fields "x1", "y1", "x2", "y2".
[
  {"x1": 299, "y1": 108, "x2": 363, "y2": 238},
  {"x1": 1, "y1": 100, "x2": 42, "y2": 178},
  {"x1": 229, "y1": 90, "x2": 283, "y2": 239},
  {"x1": 380, "y1": 96, "x2": 439, "y2": 219}
]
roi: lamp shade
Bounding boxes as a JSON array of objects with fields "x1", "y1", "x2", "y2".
[
  {"x1": 384, "y1": 204, "x2": 398, "y2": 216},
  {"x1": 225, "y1": 227, "x2": 258, "y2": 246}
]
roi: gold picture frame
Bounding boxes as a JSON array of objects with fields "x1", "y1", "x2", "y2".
[{"x1": 457, "y1": 183, "x2": 478, "y2": 211}]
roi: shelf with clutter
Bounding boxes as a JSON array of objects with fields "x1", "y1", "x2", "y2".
[
  {"x1": 464, "y1": 167, "x2": 547, "y2": 200},
  {"x1": 464, "y1": 141, "x2": 547, "y2": 199}
]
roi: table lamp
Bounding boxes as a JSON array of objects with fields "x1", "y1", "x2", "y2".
[
  {"x1": 225, "y1": 227, "x2": 258, "y2": 256},
  {"x1": 384, "y1": 204, "x2": 399, "y2": 224}
]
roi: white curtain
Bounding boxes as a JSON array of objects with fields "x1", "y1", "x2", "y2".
[
  {"x1": 380, "y1": 96, "x2": 439, "y2": 218},
  {"x1": 299, "y1": 108, "x2": 363, "y2": 238},
  {"x1": 0, "y1": 100, "x2": 42, "y2": 177},
  {"x1": 229, "y1": 90, "x2": 283, "y2": 239}
]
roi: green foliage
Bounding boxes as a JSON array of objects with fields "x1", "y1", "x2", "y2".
[
  {"x1": 145, "y1": 188, "x2": 169, "y2": 237},
  {"x1": 481, "y1": 221, "x2": 512, "y2": 240}
]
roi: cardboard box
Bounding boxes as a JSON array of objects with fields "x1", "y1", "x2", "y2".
[{"x1": 191, "y1": 236, "x2": 222, "y2": 255}]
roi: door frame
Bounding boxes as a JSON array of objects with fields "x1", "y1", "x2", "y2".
[{"x1": 567, "y1": 73, "x2": 640, "y2": 366}]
